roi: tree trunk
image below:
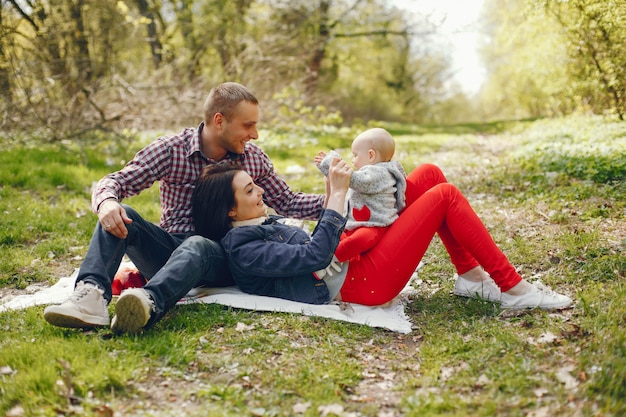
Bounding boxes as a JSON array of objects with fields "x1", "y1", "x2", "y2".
[
  {"x1": 67, "y1": 0, "x2": 93, "y2": 82},
  {"x1": 0, "y1": 6, "x2": 12, "y2": 104},
  {"x1": 305, "y1": 0, "x2": 331, "y2": 97},
  {"x1": 135, "y1": 0, "x2": 163, "y2": 68}
]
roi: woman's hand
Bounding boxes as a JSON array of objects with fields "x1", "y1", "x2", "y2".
[
  {"x1": 328, "y1": 158, "x2": 352, "y2": 192},
  {"x1": 325, "y1": 158, "x2": 352, "y2": 214}
]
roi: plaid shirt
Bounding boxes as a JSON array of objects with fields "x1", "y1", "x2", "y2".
[{"x1": 92, "y1": 123, "x2": 324, "y2": 234}]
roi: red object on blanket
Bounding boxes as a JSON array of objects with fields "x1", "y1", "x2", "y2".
[{"x1": 112, "y1": 267, "x2": 146, "y2": 295}]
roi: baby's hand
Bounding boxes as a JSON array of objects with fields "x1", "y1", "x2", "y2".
[{"x1": 314, "y1": 151, "x2": 326, "y2": 167}]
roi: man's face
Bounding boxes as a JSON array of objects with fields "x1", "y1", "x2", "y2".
[{"x1": 219, "y1": 101, "x2": 259, "y2": 154}]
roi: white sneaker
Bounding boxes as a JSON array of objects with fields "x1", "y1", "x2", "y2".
[
  {"x1": 501, "y1": 282, "x2": 573, "y2": 310},
  {"x1": 453, "y1": 276, "x2": 501, "y2": 302},
  {"x1": 44, "y1": 281, "x2": 110, "y2": 328},
  {"x1": 111, "y1": 288, "x2": 154, "y2": 334}
]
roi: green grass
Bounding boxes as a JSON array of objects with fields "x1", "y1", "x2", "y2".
[{"x1": 0, "y1": 115, "x2": 625, "y2": 416}]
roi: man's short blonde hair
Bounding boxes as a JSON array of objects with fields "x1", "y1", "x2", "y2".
[{"x1": 203, "y1": 82, "x2": 258, "y2": 122}]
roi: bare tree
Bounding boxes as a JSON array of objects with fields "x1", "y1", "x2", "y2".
[{"x1": 134, "y1": 0, "x2": 163, "y2": 68}]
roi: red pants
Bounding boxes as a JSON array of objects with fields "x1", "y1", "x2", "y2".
[
  {"x1": 335, "y1": 226, "x2": 389, "y2": 262},
  {"x1": 340, "y1": 164, "x2": 523, "y2": 306}
]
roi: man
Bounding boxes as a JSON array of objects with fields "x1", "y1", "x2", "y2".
[{"x1": 44, "y1": 82, "x2": 324, "y2": 334}]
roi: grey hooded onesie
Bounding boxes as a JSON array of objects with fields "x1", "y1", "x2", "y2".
[{"x1": 317, "y1": 150, "x2": 407, "y2": 231}]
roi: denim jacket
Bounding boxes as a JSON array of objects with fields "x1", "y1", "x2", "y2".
[{"x1": 220, "y1": 209, "x2": 347, "y2": 304}]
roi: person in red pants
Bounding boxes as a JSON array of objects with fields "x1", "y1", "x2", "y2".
[
  {"x1": 338, "y1": 162, "x2": 570, "y2": 308},
  {"x1": 193, "y1": 160, "x2": 573, "y2": 310}
]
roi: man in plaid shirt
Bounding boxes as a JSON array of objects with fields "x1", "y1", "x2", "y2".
[{"x1": 44, "y1": 82, "x2": 325, "y2": 334}]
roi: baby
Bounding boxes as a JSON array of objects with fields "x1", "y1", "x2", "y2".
[{"x1": 315, "y1": 128, "x2": 406, "y2": 265}]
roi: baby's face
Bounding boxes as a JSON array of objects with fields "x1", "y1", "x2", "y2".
[{"x1": 351, "y1": 138, "x2": 374, "y2": 170}]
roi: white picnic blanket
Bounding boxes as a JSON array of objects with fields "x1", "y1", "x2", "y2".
[{"x1": 0, "y1": 264, "x2": 420, "y2": 334}]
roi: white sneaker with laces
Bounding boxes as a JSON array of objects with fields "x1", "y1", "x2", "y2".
[
  {"x1": 43, "y1": 281, "x2": 110, "y2": 328},
  {"x1": 111, "y1": 288, "x2": 155, "y2": 334},
  {"x1": 501, "y1": 281, "x2": 573, "y2": 310},
  {"x1": 453, "y1": 276, "x2": 501, "y2": 302}
]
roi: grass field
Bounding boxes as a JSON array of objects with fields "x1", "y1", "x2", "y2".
[{"x1": 0, "y1": 115, "x2": 624, "y2": 416}]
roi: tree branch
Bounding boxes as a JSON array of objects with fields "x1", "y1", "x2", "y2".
[
  {"x1": 329, "y1": 0, "x2": 365, "y2": 29},
  {"x1": 334, "y1": 29, "x2": 408, "y2": 38},
  {"x1": 6, "y1": 0, "x2": 39, "y2": 31}
]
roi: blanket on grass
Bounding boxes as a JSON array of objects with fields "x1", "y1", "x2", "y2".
[{"x1": 0, "y1": 263, "x2": 420, "y2": 334}]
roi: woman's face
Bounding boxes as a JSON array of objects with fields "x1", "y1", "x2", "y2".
[{"x1": 228, "y1": 171, "x2": 266, "y2": 221}]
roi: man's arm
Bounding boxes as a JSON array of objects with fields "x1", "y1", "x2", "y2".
[
  {"x1": 91, "y1": 139, "x2": 172, "y2": 237},
  {"x1": 244, "y1": 143, "x2": 325, "y2": 220}
]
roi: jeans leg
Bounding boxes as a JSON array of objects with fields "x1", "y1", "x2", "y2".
[
  {"x1": 77, "y1": 205, "x2": 183, "y2": 302},
  {"x1": 142, "y1": 235, "x2": 234, "y2": 327}
]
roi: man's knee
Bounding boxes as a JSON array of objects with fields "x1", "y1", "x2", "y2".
[
  {"x1": 120, "y1": 204, "x2": 142, "y2": 221},
  {"x1": 180, "y1": 235, "x2": 224, "y2": 257}
]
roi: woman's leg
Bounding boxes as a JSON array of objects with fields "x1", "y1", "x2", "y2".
[
  {"x1": 341, "y1": 183, "x2": 522, "y2": 305},
  {"x1": 405, "y1": 164, "x2": 480, "y2": 275}
]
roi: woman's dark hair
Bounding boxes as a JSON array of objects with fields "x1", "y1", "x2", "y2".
[{"x1": 192, "y1": 164, "x2": 242, "y2": 241}]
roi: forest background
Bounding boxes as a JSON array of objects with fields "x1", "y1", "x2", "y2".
[
  {"x1": 1, "y1": 0, "x2": 625, "y2": 139},
  {"x1": 1, "y1": 1, "x2": 625, "y2": 416}
]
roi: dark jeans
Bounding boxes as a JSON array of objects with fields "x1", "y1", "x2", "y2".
[{"x1": 78, "y1": 205, "x2": 234, "y2": 325}]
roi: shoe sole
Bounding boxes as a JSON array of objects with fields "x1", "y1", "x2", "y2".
[
  {"x1": 453, "y1": 288, "x2": 501, "y2": 302},
  {"x1": 112, "y1": 293, "x2": 150, "y2": 334},
  {"x1": 501, "y1": 294, "x2": 574, "y2": 310},
  {"x1": 453, "y1": 290, "x2": 501, "y2": 300},
  {"x1": 501, "y1": 302, "x2": 573, "y2": 310},
  {"x1": 44, "y1": 309, "x2": 110, "y2": 328}
]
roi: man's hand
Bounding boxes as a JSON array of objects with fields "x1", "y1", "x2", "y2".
[{"x1": 98, "y1": 200, "x2": 133, "y2": 239}]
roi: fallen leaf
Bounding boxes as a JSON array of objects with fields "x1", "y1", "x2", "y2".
[
  {"x1": 440, "y1": 366, "x2": 454, "y2": 381},
  {"x1": 235, "y1": 322, "x2": 254, "y2": 332},
  {"x1": 250, "y1": 407, "x2": 266, "y2": 416},
  {"x1": 1, "y1": 365, "x2": 14, "y2": 375},
  {"x1": 537, "y1": 331, "x2": 558, "y2": 344},
  {"x1": 555, "y1": 365, "x2": 579, "y2": 389},
  {"x1": 318, "y1": 403, "x2": 344, "y2": 416},
  {"x1": 6, "y1": 406, "x2": 25, "y2": 417},
  {"x1": 94, "y1": 404, "x2": 115, "y2": 417},
  {"x1": 380, "y1": 371, "x2": 396, "y2": 381},
  {"x1": 293, "y1": 401, "x2": 311, "y2": 414},
  {"x1": 475, "y1": 374, "x2": 492, "y2": 387}
]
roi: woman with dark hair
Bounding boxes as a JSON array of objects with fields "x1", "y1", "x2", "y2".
[
  {"x1": 192, "y1": 164, "x2": 241, "y2": 241},
  {"x1": 192, "y1": 157, "x2": 573, "y2": 310}
]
